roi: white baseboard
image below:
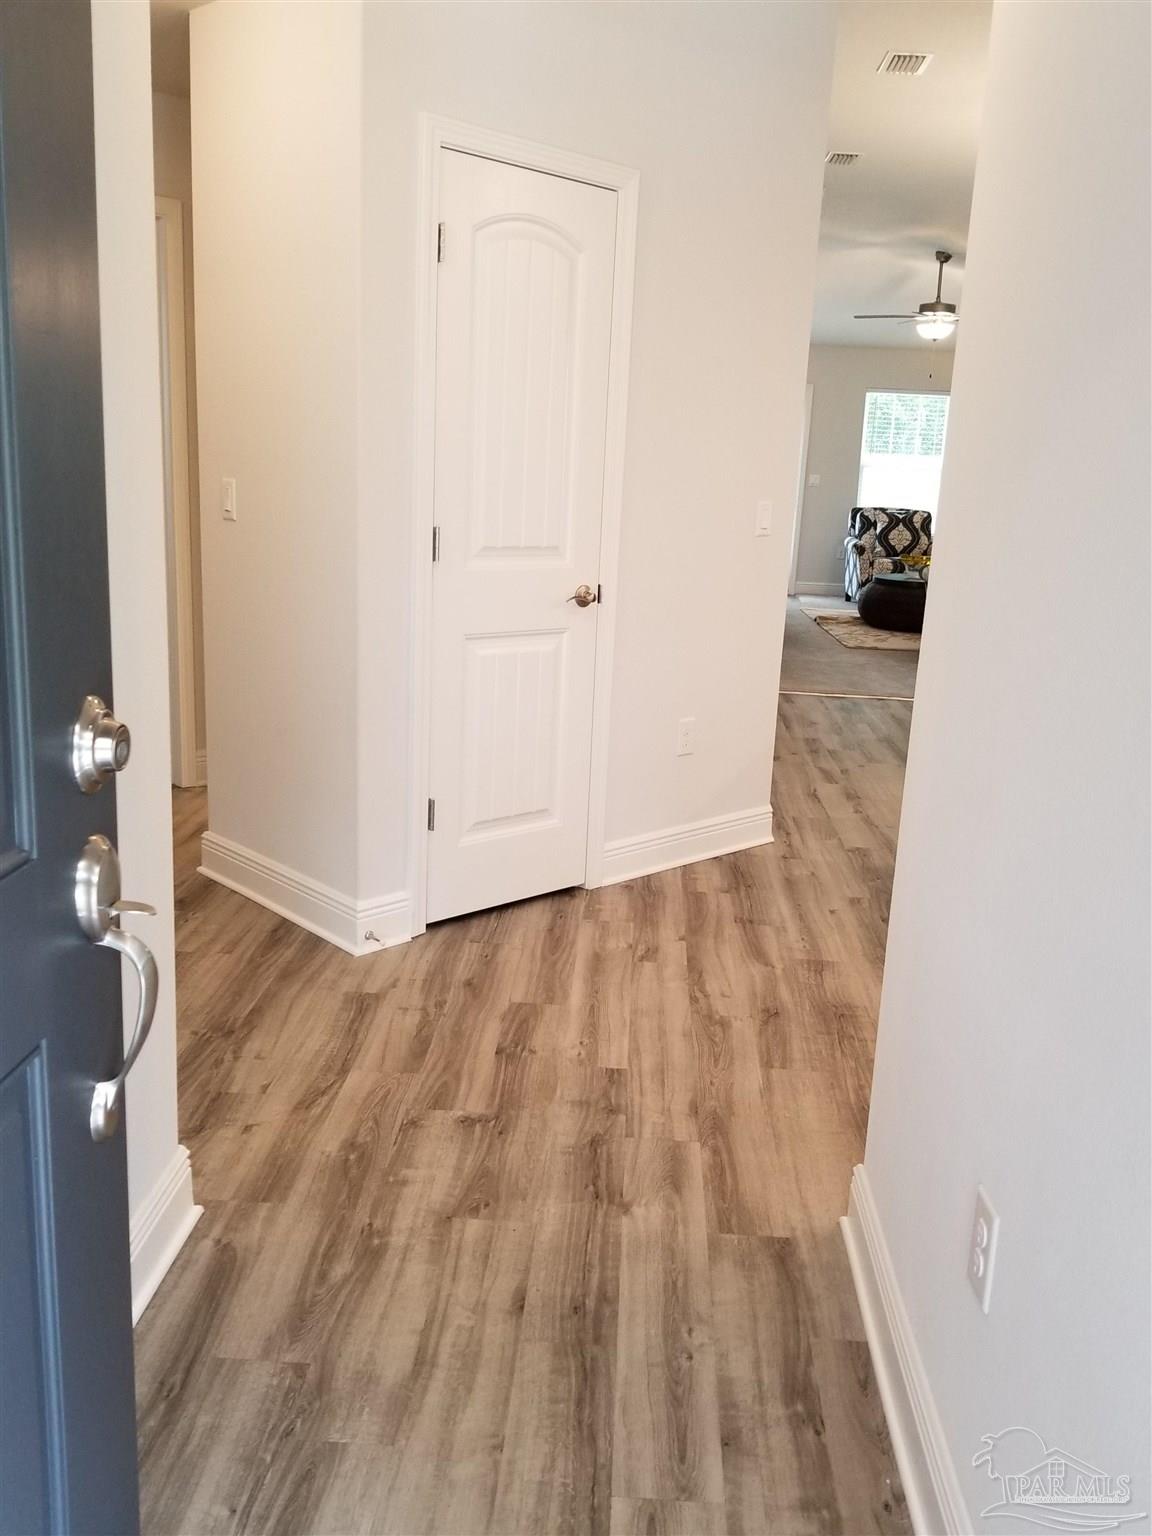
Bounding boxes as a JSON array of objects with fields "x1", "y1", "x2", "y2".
[
  {"x1": 599, "y1": 805, "x2": 773, "y2": 886},
  {"x1": 130, "y1": 1144, "x2": 202, "y2": 1325},
  {"x1": 840, "y1": 1166, "x2": 972, "y2": 1536},
  {"x1": 796, "y1": 581, "x2": 847, "y2": 597},
  {"x1": 199, "y1": 829, "x2": 411, "y2": 956}
]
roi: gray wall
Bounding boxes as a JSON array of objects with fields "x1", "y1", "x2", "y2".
[
  {"x1": 862, "y1": 0, "x2": 1149, "y2": 1524},
  {"x1": 795, "y1": 344, "x2": 954, "y2": 594}
]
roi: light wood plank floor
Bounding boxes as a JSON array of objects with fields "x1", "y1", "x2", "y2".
[{"x1": 136, "y1": 694, "x2": 913, "y2": 1536}]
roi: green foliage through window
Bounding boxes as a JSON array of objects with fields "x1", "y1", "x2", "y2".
[{"x1": 863, "y1": 391, "x2": 948, "y2": 457}]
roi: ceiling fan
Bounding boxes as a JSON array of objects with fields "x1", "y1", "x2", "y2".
[{"x1": 855, "y1": 250, "x2": 959, "y2": 341}]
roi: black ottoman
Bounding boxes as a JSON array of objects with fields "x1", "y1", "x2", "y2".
[{"x1": 857, "y1": 572, "x2": 927, "y2": 633}]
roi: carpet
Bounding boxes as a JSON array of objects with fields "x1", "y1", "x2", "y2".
[{"x1": 805, "y1": 607, "x2": 921, "y2": 652}]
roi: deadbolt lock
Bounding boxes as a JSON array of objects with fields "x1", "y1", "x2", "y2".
[{"x1": 71, "y1": 695, "x2": 131, "y2": 794}]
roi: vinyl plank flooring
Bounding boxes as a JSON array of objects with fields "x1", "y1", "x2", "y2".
[{"x1": 136, "y1": 693, "x2": 914, "y2": 1536}]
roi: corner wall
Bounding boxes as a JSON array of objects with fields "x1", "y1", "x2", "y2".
[
  {"x1": 91, "y1": 0, "x2": 200, "y2": 1320},
  {"x1": 796, "y1": 345, "x2": 955, "y2": 595},
  {"x1": 851, "y1": 3, "x2": 1150, "y2": 1528},
  {"x1": 190, "y1": 0, "x2": 363, "y2": 901},
  {"x1": 190, "y1": 2, "x2": 835, "y2": 938},
  {"x1": 357, "y1": 0, "x2": 837, "y2": 903}
]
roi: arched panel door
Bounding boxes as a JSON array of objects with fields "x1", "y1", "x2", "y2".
[{"x1": 427, "y1": 149, "x2": 617, "y2": 923}]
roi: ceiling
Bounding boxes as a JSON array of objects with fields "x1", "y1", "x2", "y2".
[{"x1": 812, "y1": 0, "x2": 992, "y2": 349}]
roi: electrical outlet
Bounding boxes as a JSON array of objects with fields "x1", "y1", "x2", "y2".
[
  {"x1": 221, "y1": 477, "x2": 238, "y2": 522},
  {"x1": 968, "y1": 1185, "x2": 1000, "y2": 1314},
  {"x1": 676, "y1": 717, "x2": 696, "y2": 756}
]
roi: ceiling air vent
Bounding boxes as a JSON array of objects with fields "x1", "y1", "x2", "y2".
[
  {"x1": 877, "y1": 50, "x2": 934, "y2": 76},
  {"x1": 824, "y1": 152, "x2": 860, "y2": 167}
]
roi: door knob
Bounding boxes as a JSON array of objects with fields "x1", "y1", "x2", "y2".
[
  {"x1": 75, "y1": 834, "x2": 158, "y2": 1142},
  {"x1": 567, "y1": 584, "x2": 598, "y2": 608},
  {"x1": 71, "y1": 694, "x2": 130, "y2": 793}
]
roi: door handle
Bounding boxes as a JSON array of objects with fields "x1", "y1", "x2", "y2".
[
  {"x1": 566, "y1": 584, "x2": 598, "y2": 608},
  {"x1": 75, "y1": 834, "x2": 159, "y2": 1142}
]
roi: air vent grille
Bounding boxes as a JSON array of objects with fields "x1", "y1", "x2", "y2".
[
  {"x1": 824, "y1": 152, "x2": 860, "y2": 167},
  {"x1": 877, "y1": 50, "x2": 934, "y2": 76}
]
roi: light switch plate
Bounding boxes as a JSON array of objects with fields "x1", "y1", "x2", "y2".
[
  {"x1": 222, "y1": 477, "x2": 238, "y2": 522},
  {"x1": 755, "y1": 499, "x2": 773, "y2": 537}
]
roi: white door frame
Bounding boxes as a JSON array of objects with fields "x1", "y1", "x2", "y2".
[
  {"x1": 787, "y1": 381, "x2": 814, "y2": 597},
  {"x1": 407, "y1": 115, "x2": 639, "y2": 938},
  {"x1": 155, "y1": 196, "x2": 201, "y2": 787}
]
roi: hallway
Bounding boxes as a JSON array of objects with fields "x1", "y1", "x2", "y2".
[{"x1": 134, "y1": 694, "x2": 913, "y2": 1536}]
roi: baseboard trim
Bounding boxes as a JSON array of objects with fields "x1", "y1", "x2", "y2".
[
  {"x1": 599, "y1": 805, "x2": 773, "y2": 885},
  {"x1": 130, "y1": 1144, "x2": 202, "y2": 1325},
  {"x1": 796, "y1": 581, "x2": 846, "y2": 597},
  {"x1": 840, "y1": 1166, "x2": 972, "y2": 1536},
  {"x1": 199, "y1": 830, "x2": 411, "y2": 956}
]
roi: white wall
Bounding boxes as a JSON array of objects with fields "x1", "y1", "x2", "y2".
[
  {"x1": 152, "y1": 90, "x2": 206, "y2": 761},
  {"x1": 358, "y1": 2, "x2": 835, "y2": 895},
  {"x1": 91, "y1": 0, "x2": 200, "y2": 1320},
  {"x1": 190, "y1": 1, "x2": 834, "y2": 932},
  {"x1": 191, "y1": 1, "x2": 363, "y2": 896},
  {"x1": 796, "y1": 344, "x2": 954, "y2": 594},
  {"x1": 860, "y1": 2, "x2": 1150, "y2": 1528}
]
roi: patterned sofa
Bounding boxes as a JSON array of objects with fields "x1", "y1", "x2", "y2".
[{"x1": 843, "y1": 507, "x2": 933, "y2": 601}]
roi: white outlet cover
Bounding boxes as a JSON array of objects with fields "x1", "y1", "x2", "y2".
[{"x1": 968, "y1": 1185, "x2": 1000, "y2": 1314}]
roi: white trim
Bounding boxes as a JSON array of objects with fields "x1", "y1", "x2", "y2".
[
  {"x1": 840, "y1": 1166, "x2": 972, "y2": 1536},
  {"x1": 600, "y1": 806, "x2": 773, "y2": 886},
  {"x1": 130, "y1": 1144, "x2": 202, "y2": 1325},
  {"x1": 200, "y1": 830, "x2": 411, "y2": 956},
  {"x1": 788, "y1": 381, "x2": 814, "y2": 596},
  {"x1": 155, "y1": 197, "x2": 199, "y2": 790},
  {"x1": 408, "y1": 115, "x2": 639, "y2": 933},
  {"x1": 781, "y1": 690, "x2": 914, "y2": 703},
  {"x1": 796, "y1": 580, "x2": 846, "y2": 598}
]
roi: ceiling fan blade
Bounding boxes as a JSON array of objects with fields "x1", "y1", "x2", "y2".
[{"x1": 853, "y1": 313, "x2": 918, "y2": 320}]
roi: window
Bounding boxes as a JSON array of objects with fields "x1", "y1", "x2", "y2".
[{"x1": 858, "y1": 390, "x2": 951, "y2": 519}]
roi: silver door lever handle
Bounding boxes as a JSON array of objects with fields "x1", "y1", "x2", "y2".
[
  {"x1": 75, "y1": 834, "x2": 159, "y2": 1142},
  {"x1": 90, "y1": 925, "x2": 158, "y2": 1142}
]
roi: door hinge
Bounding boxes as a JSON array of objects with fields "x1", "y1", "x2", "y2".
[
  {"x1": 431, "y1": 524, "x2": 441, "y2": 563},
  {"x1": 436, "y1": 222, "x2": 445, "y2": 263},
  {"x1": 427, "y1": 797, "x2": 436, "y2": 831}
]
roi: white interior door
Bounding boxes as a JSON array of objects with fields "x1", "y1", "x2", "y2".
[{"x1": 427, "y1": 149, "x2": 618, "y2": 924}]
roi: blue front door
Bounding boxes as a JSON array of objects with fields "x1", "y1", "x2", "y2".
[{"x1": 0, "y1": 4, "x2": 141, "y2": 1532}]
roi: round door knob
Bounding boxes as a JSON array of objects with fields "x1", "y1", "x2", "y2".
[
  {"x1": 71, "y1": 695, "x2": 131, "y2": 793},
  {"x1": 567, "y1": 584, "x2": 597, "y2": 608}
]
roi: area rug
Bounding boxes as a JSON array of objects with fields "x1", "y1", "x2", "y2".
[{"x1": 805, "y1": 606, "x2": 921, "y2": 652}]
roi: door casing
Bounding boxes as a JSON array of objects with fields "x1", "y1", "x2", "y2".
[
  {"x1": 155, "y1": 196, "x2": 200, "y2": 789},
  {"x1": 408, "y1": 116, "x2": 639, "y2": 936}
]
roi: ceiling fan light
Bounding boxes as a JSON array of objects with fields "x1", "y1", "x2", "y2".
[{"x1": 915, "y1": 315, "x2": 957, "y2": 341}]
